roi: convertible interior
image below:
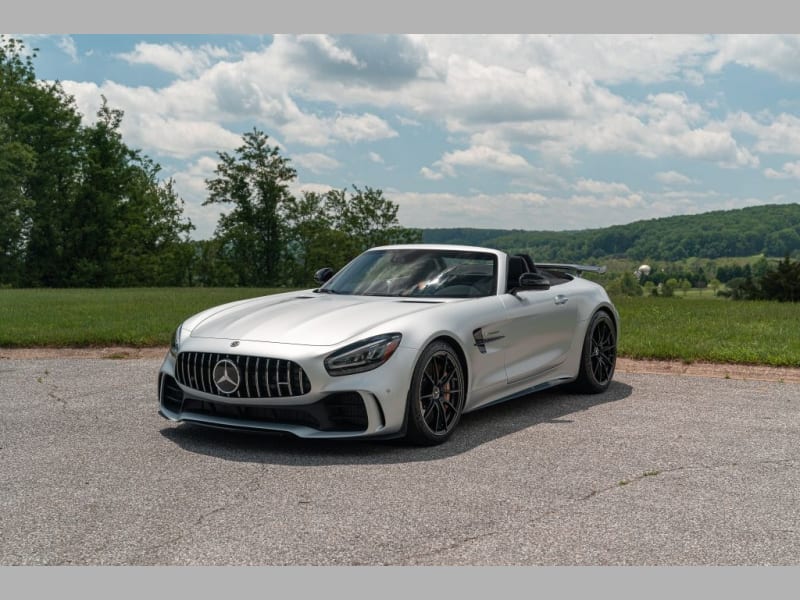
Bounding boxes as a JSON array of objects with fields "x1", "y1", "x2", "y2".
[{"x1": 506, "y1": 254, "x2": 572, "y2": 292}]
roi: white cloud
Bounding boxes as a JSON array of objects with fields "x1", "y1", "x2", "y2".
[
  {"x1": 169, "y1": 156, "x2": 222, "y2": 238},
  {"x1": 295, "y1": 34, "x2": 362, "y2": 67},
  {"x1": 728, "y1": 111, "x2": 800, "y2": 155},
  {"x1": 396, "y1": 115, "x2": 421, "y2": 127},
  {"x1": 414, "y1": 35, "x2": 715, "y2": 87},
  {"x1": 61, "y1": 72, "x2": 394, "y2": 158},
  {"x1": 764, "y1": 160, "x2": 800, "y2": 179},
  {"x1": 569, "y1": 194, "x2": 645, "y2": 209},
  {"x1": 330, "y1": 113, "x2": 397, "y2": 144},
  {"x1": 293, "y1": 152, "x2": 341, "y2": 173},
  {"x1": 676, "y1": 128, "x2": 758, "y2": 168},
  {"x1": 57, "y1": 35, "x2": 78, "y2": 62},
  {"x1": 172, "y1": 155, "x2": 219, "y2": 187},
  {"x1": 278, "y1": 109, "x2": 397, "y2": 147},
  {"x1": 61, "y1": 35, "x2": 768, "y2": 171},
  {"x1": 428, "y1": 145, "x2": 531, "y2": 178},
  {"x1": 392, "y1": 191, "x2": 548, "y2": 229},
  {"x1": 52, "y1": 33, "x2": 800, "y2": 240},
  {"x1": 391, "y1": 190, "x2": 769, "y2": 232},
  {"x1": 708, "y1": 35, "x2": 800, "y2": 81},
  {"x1": 521, "y1": 93, "x2": 758, "y2": 168},
  {"x1": 119, "y1": 42, "x2": 232, "y2": 78},
  {"x1": 420, "y1": 167, "x2": 444, "y2": 181},
  {"x1": 655, "y1": 171, "x2": 695, "y2": 185},
  {"x1": 292, "y1": 182, "x2": 335, "y2": 196},
  {"x1": 392, "y1": 190, "x2": 640, "y2": 230},
  {"x1": 682, "y1": 69, "x2": 705, "y2": 86},
  {"x1": 128, "y1": 116, "x2": 241, "y2": 159},
  {"x1": 574, "y1": 179, "x2": 631, "y2": 195},
  {"x1": 57, "y1": 80, "x2": 241, "y2": 158}
]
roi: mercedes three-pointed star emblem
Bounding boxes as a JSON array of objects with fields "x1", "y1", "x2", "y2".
[{"x1": 212, "y1": 358, "x2": 241, "y2": 395}]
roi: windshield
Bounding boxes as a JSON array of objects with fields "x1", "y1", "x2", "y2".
[{"x1": 319, "y1": 249, "x2": 497, "y2": 298}]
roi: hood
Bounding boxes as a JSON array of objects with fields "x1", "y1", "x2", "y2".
[{"x1": 189, "y1": 293, "x2": 445, "y2": 346}]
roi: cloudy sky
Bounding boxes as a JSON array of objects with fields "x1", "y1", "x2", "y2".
[{"x1": 16, "y1": 33, "x2": 800, "y2": 238}]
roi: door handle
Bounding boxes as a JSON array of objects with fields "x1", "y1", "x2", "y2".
[{"x1": 554, "y1": 295, "x2": 569, "y2": 305}]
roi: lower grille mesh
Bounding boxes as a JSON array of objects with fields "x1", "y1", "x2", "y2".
[
  {"x1": 179, "y1": 393, "x2": 368, "y2": 432},
  {"x1": 160, "y1": 374, "x2": 184, "y2": 412}
]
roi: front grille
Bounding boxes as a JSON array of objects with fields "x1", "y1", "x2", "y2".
[{"x1": 175, "y1": 352, "x2": 311, "y2": 398}]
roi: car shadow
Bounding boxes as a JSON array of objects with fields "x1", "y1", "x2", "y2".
[{"x1": 159, "y1": 381, "x2": 633, "y2": 465}]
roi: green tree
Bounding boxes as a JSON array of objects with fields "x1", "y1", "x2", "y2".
[
  {"x1": 0, "y1": 125, "x2": 34, "y2": 285},
  {"x1": 1, "y1": 36, "x2": 83, "y2": 286},
  {"x1": 619, "y1": 272, "x2": 643, "y2": 296},
  {"x1": 759, "y1": 256, "x2": 800, "y2": 302},
  {"x1": 283, "y1": 186, "x2": 422, "y2": 286},
  {"x1": 204, "y1": 129, "x2": 296, "y2": 286},
  {"x1": 0, "y1": 39, "x2": 36, "y2": 285},
  {"x1": 190, "y1": 239, "x2": 239, "y2": 287},
  {"x1": 63, "y1": 99, "x2": 194, "y2": 286},
  {"x1": 109, "y1": 164, "x2": 194, "y2": 286},
  {"x1": 0, "y1": 37, "x2": 193, "y2": 288},
  {"x1": 725, "y1": 276, "x2": 760, "y2": 300},
  {"x1": 282, "y1": 190, "x2": 341, "y2": 285},
  {"x1": 66, "y1": 99, "x2": 133, "y2": 285},
  {"x1": 764, "y1": 228, "x2": 800, "y2": 257},
  {"x1": 325, "y1": 185, "x2": 421, "y2": 252}
]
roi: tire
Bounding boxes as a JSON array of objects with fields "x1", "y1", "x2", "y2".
[
  {"x1": 405, "y1": 341, "x2": 466, "y2": 445},
  {"x1": 571, "y1": 311, "x2": 617, "y2": 394}
]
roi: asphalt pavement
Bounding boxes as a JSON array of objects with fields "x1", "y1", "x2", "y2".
[{"x1": 1, "y1": 357, "x2": 798, "y2": 565}]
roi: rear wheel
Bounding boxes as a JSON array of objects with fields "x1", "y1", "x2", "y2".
[
  {"x1": 572, "y1": 311, "x2": 616, "y2": 393},
  {"x1": 405, "y1": 341, "x2": 465, "y2": 445}
]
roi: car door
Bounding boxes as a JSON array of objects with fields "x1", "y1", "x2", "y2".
[{"x1": 500, "y1": 282, "x2": 580, "y2": 384}]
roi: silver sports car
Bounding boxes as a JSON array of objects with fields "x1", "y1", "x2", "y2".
[{"x1": 158, "y1": 244, "x2": 619, "y2": 445}]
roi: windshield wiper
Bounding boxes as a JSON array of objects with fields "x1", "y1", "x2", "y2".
[{"x1": 314, "y1": 288, "x2": 340, "y2": 294}]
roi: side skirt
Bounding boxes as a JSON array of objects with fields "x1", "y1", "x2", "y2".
[{"x1": 465, "y1": 376, "x2": 574, "y2": 413}]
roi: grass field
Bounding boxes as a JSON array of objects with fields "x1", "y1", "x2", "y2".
[
  {"x1": 0, "y1": 288, "x2": 284, "y2": 347},
  {"x1": 615, "y1": 296, "x2": 800, "y2": 366},
  {"x1": 1, "y1": 288, "x2": 799, "y2": 366}
]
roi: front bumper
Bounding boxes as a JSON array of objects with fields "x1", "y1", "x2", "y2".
[{"x1": 157, "y1": 338, "x2": 418, "y2": 439}]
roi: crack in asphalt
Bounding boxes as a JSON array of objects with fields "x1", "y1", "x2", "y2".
[
  {"x1": 403, "y1": 456, "x2": 800, "y2": 564},
  {"x1": 573, "y1": 456, "x2": 800, "y2": 503},
  {"x1": 129, "y1": 466, "x2": 270, "y2": 564}
]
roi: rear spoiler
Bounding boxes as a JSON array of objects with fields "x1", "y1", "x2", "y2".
[{"x1": 537, "y1": 263, "x2": 607, "y2": 275}]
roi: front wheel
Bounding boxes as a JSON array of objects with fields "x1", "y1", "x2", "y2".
[
  {"x1": 405, "y1": 341, "x2": 466, "y2": 445},
  {"x1": 571, "y1": 311, "x2": 617, "y2": 393}
]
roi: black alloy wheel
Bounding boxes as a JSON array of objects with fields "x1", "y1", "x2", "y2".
[
  {"x1": 572, "y1": 311, "x2": 617, "y2": 393},
  {"x1": 406, "y1": 341, "x2": 465, "y2": 445}
]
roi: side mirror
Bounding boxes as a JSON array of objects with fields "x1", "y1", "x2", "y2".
[
  {"x1": 516, "y1": 272, "x2": 550, "y2": 291},
  {"x1": 314, "y1": 267, "x2": 335, "y2": 284}
]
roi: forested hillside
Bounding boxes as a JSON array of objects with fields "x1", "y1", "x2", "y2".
[{"x1": 422, "y1": 203, "x2": 800, "y2": 262}]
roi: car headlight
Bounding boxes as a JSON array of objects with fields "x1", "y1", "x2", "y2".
[
  {"x1": 324, "y1": 333, "x2": 402, "y2": 376},
  {"x1": 170, "y1": 324, "x2": 187, "y2": 357}
]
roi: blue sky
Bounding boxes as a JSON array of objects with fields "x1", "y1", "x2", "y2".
[{"x1": 14, "y1": 34, "x2": 800, "y2": 238}]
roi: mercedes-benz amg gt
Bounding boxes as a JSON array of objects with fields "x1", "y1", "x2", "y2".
[{"x1": 158, "y1": 244, "x2": 618, "y2": 445}]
